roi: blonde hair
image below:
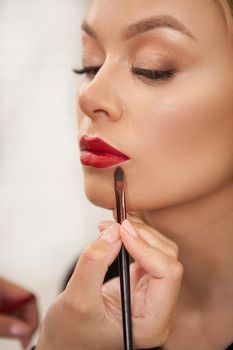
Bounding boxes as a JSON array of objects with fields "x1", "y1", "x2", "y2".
[{"x1": 217, "y1": 0, "x2": 233, "y2": 33}]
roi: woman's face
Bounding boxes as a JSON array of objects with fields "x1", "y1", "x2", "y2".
[{"x1": 77, "y1": 0, "x2": 233, "y2": 211}]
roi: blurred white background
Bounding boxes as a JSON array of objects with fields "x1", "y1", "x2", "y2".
[{"x1": 0, "y1": 1, "x2": 111, "y2": 349}]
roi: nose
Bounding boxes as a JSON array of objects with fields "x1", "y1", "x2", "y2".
[{"x1": 78, "y1": 68, "x2": 124, "y2": 122}]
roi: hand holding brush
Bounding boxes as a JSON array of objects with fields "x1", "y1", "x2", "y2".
[{"x1": 35, "y1": 212, "x2": 182, "y2": 350}]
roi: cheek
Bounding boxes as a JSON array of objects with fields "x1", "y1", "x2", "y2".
[{"x1": 126, "y1": 76, "x2": 233, "y2": 209}]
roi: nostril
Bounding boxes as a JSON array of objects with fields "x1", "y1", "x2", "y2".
[
  {"x1": 93, "y1": 109, "x2": 109, "y2": 118},
  {"x1": 78, "y1": 86, "x2": 123, "y2": 121}
]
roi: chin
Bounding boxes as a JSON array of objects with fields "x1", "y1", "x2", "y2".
[
  {"x1": 83, "y1": 171, "x2": 151, "y2": 212},
  {"x1": 82, "y1": 165, "x2": 190, "y2": 213},
  {"x1": 82, "y1": 166, "x2": 141, "y2": 211},
  {"x1": 83, "y1": 170, "x2": 116, "y2": 209}
]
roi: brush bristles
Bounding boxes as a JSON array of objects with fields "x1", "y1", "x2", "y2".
[{"x1": 114, "y1": 166, "x2": 124, "y2": 182}]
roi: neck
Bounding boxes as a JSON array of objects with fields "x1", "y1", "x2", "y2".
[{"x1": 142, "y1": 180, "x2": 233, "y2": 306}]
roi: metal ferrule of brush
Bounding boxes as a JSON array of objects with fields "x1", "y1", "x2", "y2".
[{"x1": 115, "y1": 187, "x2": 126, "y2": 223}]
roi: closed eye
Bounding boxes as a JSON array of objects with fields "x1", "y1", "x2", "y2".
[
  {"x1": 132, "y1": 67, "x2": 175, "y2": 80},
  {"x1": 73, "y1": 66, "x2": 100, "y2": 76},
  {"x1": 73, "y1": 66, "x2": 175, "y2": 81}
]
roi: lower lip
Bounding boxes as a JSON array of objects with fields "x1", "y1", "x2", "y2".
[{"x1": 80, "y1": 151, "x2": 129, "y2": 168}]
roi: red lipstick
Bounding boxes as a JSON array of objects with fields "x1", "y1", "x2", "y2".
[{"x1": 80, "y1": 136, "x2": 129, "y2": 168}]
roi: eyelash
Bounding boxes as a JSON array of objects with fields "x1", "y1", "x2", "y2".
[{"x1": 73, "y1": 66, "x2": 175, "y2": 81}]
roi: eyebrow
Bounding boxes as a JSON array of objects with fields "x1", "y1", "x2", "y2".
[
  {"x1": 81, "y1": 21, "x2": 98, "y2": 39},
  {"x1": 81, "y1": 15, "x2": 197, "y2": 42},
  {"x1": 122, "y1": 15, "x2": 196, "y2": 41}
]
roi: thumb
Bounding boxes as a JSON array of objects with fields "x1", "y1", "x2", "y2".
[
  {"x1": 0, "y1": 314, "x2": 30, "y2": 339},
  {"x1": 66, "y1": 222, "x2": 122, "y2": 301}
]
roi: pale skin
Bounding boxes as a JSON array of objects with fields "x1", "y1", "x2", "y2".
[{"x1": 36, "y1": 0, "x2": 233, "y2": 349}]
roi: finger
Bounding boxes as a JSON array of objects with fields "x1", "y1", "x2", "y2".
[
  {"x1": 129, "y1": 262, "x2": 148, "y2": 292},
  {"x1": 120, "y1": 220, "x2": 183, "y2": 349},
  {"x1": 66, "y1": 223, "x2": 122, "y2": 303},
  {"x1": 126, "y1": 220, "x2": 178, "y2": 259},
  {"x1": 0, "y1": 278, "x2": 32, "y2": 302},
  {"x1": 0, "y1": 314, "x2": 30, "y2": 340},
  {"x1": 19, "y1": 297, "x2": 39, "y2": 338},
  {"x1": 98, "y1": 220, "x2": 116, "y2": 233},
  {"x1": 128, "y1": 213, "x2": 177, "y2": 249},
  {"x1": 120, "y1": 220, "x2": 183, "y2": 281},
  {"x1": 121, "y1": 221, "x2": 183, "y2": 346}
]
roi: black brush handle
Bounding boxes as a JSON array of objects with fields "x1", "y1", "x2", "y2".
[
  {"x1": 118, "y1": 246, "x2": 133, "y2": 350},
  {"x1": 115, "y1": 188, "x2": 133, "y2": 350}
]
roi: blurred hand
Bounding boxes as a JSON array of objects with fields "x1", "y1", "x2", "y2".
[
  {"x1": 0, "y1": 278, "x2": 39, "y2": 349},
  {"x1": 36, "y1": 215, "x2": 183, "y2": 350}
]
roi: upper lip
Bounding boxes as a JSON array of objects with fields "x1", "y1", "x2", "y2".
[{"x1": 79, "y1": 136, "x2": 129, "y2": 159}]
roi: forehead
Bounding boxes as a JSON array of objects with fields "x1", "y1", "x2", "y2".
[
  {"x1": 87, "y1": 0, "x2": 219, "y2": 17},
  {"x1": 85, "y1": 0, "x2": 227, "y2": 43}
]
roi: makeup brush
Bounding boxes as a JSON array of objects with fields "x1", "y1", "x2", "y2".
[{"x1": 114, "y1": 166, "x2": 133, "y2": 350}]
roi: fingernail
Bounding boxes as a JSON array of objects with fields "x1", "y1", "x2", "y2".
[
  {"x1": 98, "y1": 220, "x2": 115, "y2": 232},
  {"x1": 10, "y1": 323, "x2": 29, "y2": 336},
  {"x1": 122, "y1": 219, "x2": 137, "y2": 237},
  {"x1": 101, "y1": 223, "x2": 120, "y2": 243}
]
